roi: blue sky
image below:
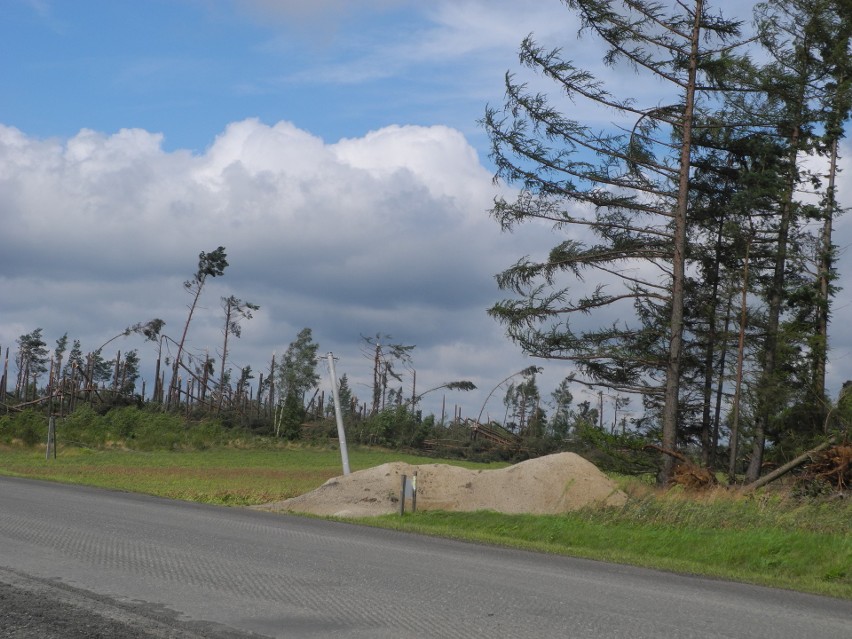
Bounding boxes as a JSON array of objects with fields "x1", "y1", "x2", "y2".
[
  {"x1": 1, "y1": 0, "x2": 851, "y2": 425},
  {"x1": 0, "y1": 1, "x2": 546, "y2": 156}
]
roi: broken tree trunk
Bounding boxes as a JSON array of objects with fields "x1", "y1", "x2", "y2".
[{"x1": 741, "y1": 437, "x2": 837, "y2": 494}]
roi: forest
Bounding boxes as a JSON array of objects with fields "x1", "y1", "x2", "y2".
[{"x1": 2, "y1": 0, "x2": 852, "y2": 492}]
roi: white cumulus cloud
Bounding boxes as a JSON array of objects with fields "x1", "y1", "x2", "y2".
[{"x1": 0, "y1": 119, "x2": 552, "y2": 416}]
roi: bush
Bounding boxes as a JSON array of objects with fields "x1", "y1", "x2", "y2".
[
  {"x1": 61, "y1": 405, "x2": 108, "y2": 447},
  {"x1": 0, "y1": 405, "x2": 240, "y2": 451},
  {"x1": 277, "y1": 394, "x2": 305, "y2": 440},
  {"x1": 351, "y1": 406, "x2": 424, "y2": 448},
  {"x1": 185, "y1": 419, "x2": 229, "y2": 450},
  {"x1": 566, "y1": 422, "x2": 658, "y2": 475},
  {"x1": 0, "y1": 410, "x2": 46, "y2": 446}
]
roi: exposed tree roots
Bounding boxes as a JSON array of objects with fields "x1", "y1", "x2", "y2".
[
  {"x1": 646, "y1": 445, "x2": 717, "y2": 489},
  {"x1": 804, "y1": 444, "x2": 852, "y2": 490}
]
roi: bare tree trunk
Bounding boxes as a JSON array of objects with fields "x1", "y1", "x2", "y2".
[
  {"x1": 185, "y1": 379, "x2": 192, "y2": 418},
  {"x1": 153, "y1": 353, "x2": 162, "y2": 404},
  {"x1": 14, "y1": 350, "x2": 23, "y2": 398},
  {"x1": 22, "y1": 360, "x2": 30, "y2": 402},
  {"x1": 218, "y1": 303, "x2": 233, "y2": 412},
  {"x1": 68, "y1": 364, "x2": 77, "y2": 412},
  {"x1": 267, "y1": 353, "x2": 276, "y2": 414},
  {"x1": 59, "y1": 374, "x2": 68, "y2": 417},
  {"x1": 729, "y1": 233, "x2": 752, "y2": 481},
  {"x1": 659, "y1": 0, "x2": 703, "y2": 486},
  {"x1": 119, "y1": 359, "x2": 128, "y2": 395},
  {"x1": 46, "y1": 359, "x2": 55, "y2": 410},
  {"x1": 747, "y1": 122, "x2": 802, "y2": 483},
  {"x1": 700, "y1": 218, "x2": 726, "y2": 467},
  {"x1": 201, "y1": 353, "x2": 210, "y2": 402},
  {"x1": 710, "y1": 295, "x2": 734, "y2": 470},
  {"x1": 170, "y1": 275, "x2": 207, "y2": 408},
  {"x1": 112, "y1": 351, "x2": 121, "y2": 391},
  {"x1": 0, "y1": 346, "x2": 8, "y2": 403},
  {"x1": 814, "y1": 137, "x2": 838, "y2": 426}
]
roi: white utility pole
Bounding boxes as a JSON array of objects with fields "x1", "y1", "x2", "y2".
[{"x1": 326, "y1": 352, "x2": 351, "y2": 475}]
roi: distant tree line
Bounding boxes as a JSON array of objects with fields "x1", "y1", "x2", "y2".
[{"x1": 2, "y1": 248, "x2": 659, "y2": 466}]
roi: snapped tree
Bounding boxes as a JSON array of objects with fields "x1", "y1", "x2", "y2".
[
  {"x1": 361, "y1": 334, "x2": 415, "y2": 416},
  {"x1": 218, "y1": 295, "x2": 259, "y2": 411},
  {"x1": 168, "y1": 247, "x2": 228, "y2": 407}
]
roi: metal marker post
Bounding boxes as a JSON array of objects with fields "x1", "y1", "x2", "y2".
[
  {"x1": 326, "y1": 353, "x2": 351, "y2": 475},
  {"x1": 45, "y1": 416, "x2": 56, "y2": 460},
  {"x1": 399, "y1": 475, "x2": 407, "y2": 515},
  {"x1": 411, "y1": 471, "x2": 417, "y2": 513}
]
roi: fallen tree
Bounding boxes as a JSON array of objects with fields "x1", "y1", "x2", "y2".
[{"x1": 741, "y1": 437, "x2": 838, "y2": 494}]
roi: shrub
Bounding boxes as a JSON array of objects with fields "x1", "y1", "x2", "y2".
[
  {"x1": 352, "y1": 406, "x2": 422, "y2": 448},
  {"x1": 0, "y1": 410, "x2": 46, "y2": 446}
]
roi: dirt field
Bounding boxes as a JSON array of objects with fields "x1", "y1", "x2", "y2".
[{"x1": 255, "y1": 452, "x2": 627, "y2": 517}]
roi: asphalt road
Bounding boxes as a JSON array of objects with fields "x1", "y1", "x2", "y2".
[{"x1": 0, "y1": 476, "x2": 849, "y2": 638}]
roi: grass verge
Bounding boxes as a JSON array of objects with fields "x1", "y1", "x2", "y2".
[
  {"x1": 360, "y1": 505, "x2": 851, "y2": 599},
  {"x1": 0, "y1": 444, "x2": 848, "y2": 599},
  {"x1": 0, "y1": 444, "x2": 501, "y2": 505}
]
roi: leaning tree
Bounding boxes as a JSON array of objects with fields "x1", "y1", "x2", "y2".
[{"x1": 168, "y1": 246, "x2": 228, "y2": 407}]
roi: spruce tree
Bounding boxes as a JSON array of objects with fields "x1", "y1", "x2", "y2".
[
  {"x1": 484, "y1": 0, "x2": 744, "y2": 482},
  {"x1": 809, "y1": 0, "x2": 852, "y2": 418},
  {"x1": 744, "y1": 0, "x2": 845, "y2": 480},
  {"x1": 277, "y1": 328, "x2": 320, "y2": 409}
]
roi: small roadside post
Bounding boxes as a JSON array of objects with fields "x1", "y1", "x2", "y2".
[
  {"x1": 45, "y1": 415, "x2": 56, "y2": 460},
  {"x1": 399, "y1": 472, "x2": 417, "y2": 515},
  {"x1": 411, "y1": 471, "x2": 417, "y2": 513}
]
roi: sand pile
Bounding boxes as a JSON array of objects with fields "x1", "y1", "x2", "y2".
[{"x1": 256, "y1": 452, "x2": 626, "y2": 518}]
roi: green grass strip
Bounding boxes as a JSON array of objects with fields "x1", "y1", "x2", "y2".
[
  {"x1": 361, "y1": 510, "x2": 852, "y2": 599},
  {"x1": 0, "y1": 445, "x2": 502, "y2": 505}
]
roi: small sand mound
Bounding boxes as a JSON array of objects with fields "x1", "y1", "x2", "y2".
[{"x1": 256, "y1": 452, "x2": 626, "y2": 518}]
